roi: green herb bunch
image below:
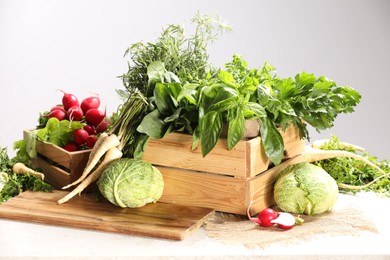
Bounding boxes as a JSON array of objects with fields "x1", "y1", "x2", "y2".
[
  {"x1": 120, "y1": 12, "x2": 232, "y2": 97},
  {"x1": 313, "y1": 136, "x2": 390, "y2": 196},
  {"x1": 0, "y1": 147, "x2": 52, "y2": 204}
]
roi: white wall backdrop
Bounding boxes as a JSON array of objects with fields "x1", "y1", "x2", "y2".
[{"x1": 1, "y1": 0, "x2": 389, "y2": 159}]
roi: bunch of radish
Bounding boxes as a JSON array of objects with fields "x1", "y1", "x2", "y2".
[{"x1": 45, "y1": 90, "x2": 110, "y2": 152}]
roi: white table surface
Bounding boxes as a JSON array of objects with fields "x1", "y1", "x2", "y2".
[{"x1": 0, "y1": 191, "x2": 389, "y2": 259}]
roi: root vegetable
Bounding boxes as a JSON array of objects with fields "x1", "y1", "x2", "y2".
[
  {"x1": 62, "y1": 133, "x2": 119, "y2": 189},
  {"x1": 48, "y1": 109, "x2": 66, "y2": 121},
  {"x1": 57, "y1": 147, "x2": 123, "y2": 204},
  {"x1": 83, "y1": 125, "x2": 96, "y2": 135},
  {"x1": 12, "y1": 162, "x2": 45, "y2": 180},
  {"x1": 50, "y1": 106, "x2": 65, "y2": 113},
  {"x1": 81, "y1": 96, "x2": 100, "y2": 114},
  {"x1": 270, "y1": 212, "x2": 296, "y2": 230},
  {"x1": 63, "y1": 142, "x2": 78, "y2": 152},
  {"x1": 67, "y1": 106, "x2": 84, "y2": 121},
  {"x1": 73, "y1": 129, "x2": 89, "y2": 146},
  {"x1": 59, "y1": 90, "x2": 79, "y2": 111},
  {"x1": 247, "y1": 207, "x2": 279, "y2": 227},
  {"x1": 85, "y1": 108, "x2": 105, "y2": 126},
  {"x1": 85, "y1": 135, "x2": 97, "y2": 148},
  {"x1": 96, "y1": 121, "x2": 110, "y2": 134}
]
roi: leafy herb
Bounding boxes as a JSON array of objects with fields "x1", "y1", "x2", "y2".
[
  {"x1": 117, "y1": 14, "x2": 361, "y2": 165},
  {"x1": 119, "y1": 12, "x2": 231, "y2": 96},
  {"x1": 36, "y1": 117, "x2": 84, "y2": 147},
  {"x1": 313, "y1": 136, "x2": 390, "y2": 196},
  {"x1": 0, "y1": 146, "x2": 53, "y2": 204}
]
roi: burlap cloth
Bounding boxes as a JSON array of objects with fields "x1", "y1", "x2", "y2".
[{"x1": 204, "y1": 205, "x2": 378, "y2": 249}]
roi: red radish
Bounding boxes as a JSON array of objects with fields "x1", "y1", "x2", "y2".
[
  {"x1": 73, "y1": 129, "x2": 89, "y2": 146},
  {"x1": 270, "y1": 212, "x2": 296, "y2": 230},
  {"x1": 63, "y1": 142, "x2": 78, "y2": 152},
  {"x1": 67, "y1": 106, "x2": 84, "y2": 121},
  {"x1": 59, "y1": 90, "x2": 79, "y2": 111},
  {"x1": 49, "y1": 109, "x2": 66, "y2": 121},
  {"x1": 247, "y1": 207, "x2": 279, "y2": 227},
  {"x1": 83, "y1": 124, "x2": 96, "y2": 135},
  {"x1": 85, "y1": 135, "x2": 97, "y2": 148},
  {"x1": 50, "y1": 106, "x2": 65, "y2": 113},
  {"x1": 96, "y1": 121, "x2": 110, "y2": 133},
  {"x1": 80, "y1": 96, "x2": 100, "y2": 114},
  {"x1": 85, "y1": 108, "x2": 105, "y2": 126}
]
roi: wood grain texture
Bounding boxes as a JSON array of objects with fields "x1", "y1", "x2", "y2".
[
  {"x1": 158, "y1": 166, "x2": 247, "y2": 214},
  {"x1": 143, "y1": 124, "x2": 305, "y2": 179},
  {"x1": 0, "y1": 190, "x2": 214, "y2": 240}
]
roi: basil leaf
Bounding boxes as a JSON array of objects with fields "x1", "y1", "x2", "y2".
[
  {"x1": 200, "y1": 111, "x2": 222, "y2": 157},
  {"x1": 260, "y1": 117, "x2": 284, "y2": 165},
  {"x1": 227, "y1": 107, "x2": 245, "y2": 150},
  {"x1": 244, "y1": 102, "x2": 266, "y2": 118},
  {"x1": 154, "y1": 83, "x2": 173, "y2": 115},
  {"x1": 137, "y1": 110, "x2": 169, "y2": 139}
]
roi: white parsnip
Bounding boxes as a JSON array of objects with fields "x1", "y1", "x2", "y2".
[
  {"x1": 12, "y1": 162, "x2": 45, "y2": 180},
  {"x1": 58, "y1": 147, "x2": 123, "y2": 204},
  {"x1": 63, "y1": 133, "x2": 120, "y2": 189}
]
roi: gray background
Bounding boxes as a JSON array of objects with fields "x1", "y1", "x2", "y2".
[{"x1": 1, "y1": 0, "x2": 389, "y2": 160}]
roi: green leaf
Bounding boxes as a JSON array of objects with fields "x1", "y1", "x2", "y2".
[
  {"x1": 227, "y1": 107, "x2": 245, "y2": 150},
  {"x1": 147, "y1": 61, "x2": 166, "y2": 83},
  {"x1": 136, "y1": 110, "x2": 169, "y2": 139},
  {"x1": 200, "y1": 111, "x2": 222, "y2": 157},
  {"x1": 177, "y1": 83, "x2": 198, "y2": 103},
  {"x1": 154, "y1": 83, "x2": 172, "y2": 115},
  {"x1": 200, "y1": 84, "x2": 238, "y2": 111},
  {"x1": 133, "y1": 134, "x2": 150, "y2": 160},
  {"x1": 217, "y1": 70, "x2": 236, "y2": 87},
  {"x1": 25, "y1": 131, "x2": 37, "y2": 159},
  {"x1": 260, "y1": 117, "x2": 284, "y2": 165},
  {"x1": 244, "y1": 102, "x2": 266, "y2": 119},
  {"x1": 208, "y1": 96, "x2": 239, "y2": 112},
  {"x1": 36, "y1": 118, "x2": 84, "y2": 147}
]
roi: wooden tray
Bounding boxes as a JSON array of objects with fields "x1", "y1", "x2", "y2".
[{"x1": 0, "y1": 190, "x2": 214, "y2": 240}]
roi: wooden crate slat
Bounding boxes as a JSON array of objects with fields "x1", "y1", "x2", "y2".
[
  {"x1": 158, "y1": 166, "x2": 247, "y2": 215},
  {"x1": 144, "y1": 132, "x2": 248, "y2": 178}
]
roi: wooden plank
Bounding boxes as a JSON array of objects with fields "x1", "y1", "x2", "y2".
[
  {"x1": 143, "y1": 124, "x2": 305, "y2": 179},
  {"x1": 144, "y1": 132, "x2": 248, "y2": 178},
  {"x1": 0, "y1": 190, "x2": 214, "y2": 241}
]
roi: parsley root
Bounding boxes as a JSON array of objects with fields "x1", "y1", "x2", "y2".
[
  {"x1": 57, "y1": 147, "x2": 123, "y2": 204},
  {"x1": 62, "y1": 133, "x2": 119, "y2": 190},
  {"x1": 12, "y1": 162, "x2": 45, "y2": 180}
]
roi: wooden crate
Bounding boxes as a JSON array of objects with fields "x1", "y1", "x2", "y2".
[
  {"x1": 23, "y1": 130, "x2": 91, "y2": 189},
  {"x1": 143, "y1": 124, "x2": 306, "y2": 215}
]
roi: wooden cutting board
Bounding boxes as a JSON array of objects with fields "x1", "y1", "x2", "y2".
[{"x1": 0, "y1": 190, "x2": 214, "y2": 240}]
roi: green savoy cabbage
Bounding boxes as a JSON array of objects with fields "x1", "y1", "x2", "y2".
[
  {"x1": 97, "y1": 158, "x2": 164, "y2": 208},
  {"x1": 273, "y1": 162, "x2": 339, "y2": 215}
]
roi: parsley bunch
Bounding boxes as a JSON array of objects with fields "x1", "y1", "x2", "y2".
[{"x1": 313, "y1": 136, "x2": 390, "y2": 196}]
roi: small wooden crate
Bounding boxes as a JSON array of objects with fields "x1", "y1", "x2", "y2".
[
  {"x1": 143, "y1": 124, "x2": 306, "y2": 215},
  {"x1": 23, "y1": 130, "x2": 91, "y2": 189}
]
